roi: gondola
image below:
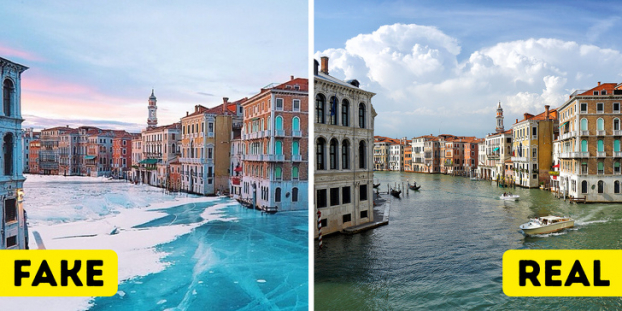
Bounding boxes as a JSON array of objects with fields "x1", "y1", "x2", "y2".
[
  {"x1": 390, "y1": 189, "x2": 401, "y2": 198},
  {"x1": 373, "y1": 183, "x2": 381, "y2": 188},
  {"x1": 408, "y1": 183, "x2": 421, "y2": 191},
  {"x1": 236, "y1": 198, "x2": 254, "y2": 209}
]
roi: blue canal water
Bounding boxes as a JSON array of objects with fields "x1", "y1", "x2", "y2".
[
  {"x1": 92, "y1": 199, "x2": 308, "y2": 311},
  {"x1": 315, "y1": 171, "x2": 622, "y2": 310}
]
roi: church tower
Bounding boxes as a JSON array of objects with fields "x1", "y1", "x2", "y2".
[
  {"x1": 495, "y1": 101, "x2": 504, "y2": 133},
  {"x1": 147, "y1": 89, "x2": 157, "y2": 129}
]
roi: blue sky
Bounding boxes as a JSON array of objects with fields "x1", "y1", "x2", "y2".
[
  {"x1": 1, "y1": 1, "x2": 307, "y2": 132},
  {"x1": 315, "y1": 0, "x2": 622, "y2": 138}
]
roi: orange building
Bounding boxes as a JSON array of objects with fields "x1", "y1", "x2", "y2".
[{"x1": 28, "y1": 140, "x2": 41, "y2": 174}]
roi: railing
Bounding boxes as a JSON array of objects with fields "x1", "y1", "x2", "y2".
[
  {"x1": 511, "y1": 156, "x2": 527, "y2": 162},
  {"x1": 292, "y1": 130, "x2": 302, "y2": 137},
  {"x1": 274, "y1": 130, "x2": 286, "y2": 137},
  {"x1": 264, "y1": 154, "x2": 285, "y2": 162},
  {"x1": 614, "y1": 130, "x2": 622, "y2": 136},
  {"x1": 597, "y1": 130, "x2": 606, "y2": 136},
  {"x1": 581, "y1": 130, "x2": 590, "y2": 136},
  {"x1": 614, "y1": 152, "x2": 622, "y2": 157},
  {"x1": 597, "y1": 151, "x2": 606, "y2": 157},
  {"x1": 292, "y1": 155, "x2": 303, "y2": 161},
  {"x1": 242, "y1": 154, "x2": 263, "y2": 161}
]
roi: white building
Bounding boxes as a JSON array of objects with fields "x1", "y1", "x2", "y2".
[
  {"x1": 314, "y1": 56, "x2": 376, "y2": 237},
  {"x1": 1, "y1": 57, "x2": 28, "y2": 249}
]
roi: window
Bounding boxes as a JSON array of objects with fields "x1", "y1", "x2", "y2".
[
  {"x1": 582, "y1": 180, "x2": 588, "y2": 193},
  {"x1": 615, "y1": 140, "x2": 621, "y2": 153},
  {"x1": 594, "y1": 91, "x2": 599, "y2": 95},
  {"x1": 275, "y1": 141, "x2": 283, "y2": 155},
  {"x1": 275, "y1": 166, "x2": 282, "y2": 180},
  {"x1": 598, "y1": 140, "x2": 604, "y2": 152},
  {"x1": 316, "y1": 189, "x2": 327, "y2": 208},
  {"x1": 291, "y1": 187, "x2": 299, "y2": 202},
  {"x1": 615, "y1": 103, "x2": 620, "y2": 112},
  {"x1": 4, "y1": 133, "x2": 13, "y2": 176},
  {"x1": 581, "y1": 103, "x2": 587, "y2": 112},
  {"x1": 597, "y1": 103, "x2": 604, "y2": 113},
  {"x1": 275, "y1": 187, "x2": 281, "y2": 202},
  {"x1": 358, "y1": 103, "x2": 366, "y2": 128},
  {"x1": 293, "y1": 99, "x2": 300, "y2": 112},
  {"x1": 598, "y1": 180, "x2": 604, "y2": 193},
  {"x1": 329, "y1": 139, "x2": 338, "y2": 170},
  {"x1": 6, "y1": 236, "x2": 16, "y2": 248},
  {"x1": 598, "y1": 162, "x2": 604, "y2": 174},
  {"x1": 602, "y1": 90, "x2": 607, "y2": 95},
  {"x1": 341, "y1": 99, "x2": 349, "y2": 126},
  {"x1": 360, "y1": 210, "x2": 368, "y2": 218},
  {"x1": 359, "y1": 141, "x2": 366, "y2": 169},
  {"x1": 579, "y1": 119, "x2": 587, "y2": 134},
  {"x1": 275, "y1": 116, "x2": 283, "y2": 131},
  {"x1": 532, "y1": 148, "x2": 537, "y2": 158},
  {"x1": 330, "y1": 188, "x2": 340, "y2": 206},
  {"x1": 316, "y1": 138, "x2": 326, "y2": 170},
  {"x1": 329, "y1": 96, "x2": 338, "y2": 125},
  {"x1": 342, "y1": 214, "x2": 351, "y2": 223},
  {"x1": 4, "y1": 198, "x2": 17, "y2": 222},
  {"x1": 320, "y1": 219, "x2": 327, "y2": 227},
  {"x1": 360, "y1": 184, "x2": 368, "y2": 201},
  {"x1": 615, "y1": 161, "x2": 620, "y2": 174},
  {"x1": 581, "y1": 140, "x2": 588, "y2": 152},
  {"x1": 616, "y1": 181, "x2": 620, "y2": 194},
  {"x1": 3, "y1": 79, "x2": 13, "y2": 117},
  {"x1": 276, "y1": 98, "x2": 283, "y2": 111},
  {"x1": 292, "y1": 141, "x2": 299, "y2": 155},
  {"x1": 315, "y1": 94, "x2": 325, "y2": 124},
  {"x1": 598, "y1": 118, "x2": 604, "y2": 131},
  {"x1": 342, "y1": 187, "x2": 351, "y2": 204},
  {"x1": 292, "y1": 117, "x2": 300, "y2": 131},
  {"x1": 615, "y1": 119, "x2": 621, "y2": 131}
]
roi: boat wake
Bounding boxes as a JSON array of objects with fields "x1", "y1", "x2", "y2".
[{"x1": 575, "y1": 219, "x2": 609, "y2": 226}]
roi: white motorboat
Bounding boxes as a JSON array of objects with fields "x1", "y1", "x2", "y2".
[
  {"x1": 500, "y1": 194, "x2": 519, "y2": 201},
  {"x1": 519, "y1": 215, "x2": 575, "y2": 235}
]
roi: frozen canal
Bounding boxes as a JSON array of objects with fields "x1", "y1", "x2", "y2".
[{"x1": 1, "y1": 175, "x2": 308, "y2": 310}]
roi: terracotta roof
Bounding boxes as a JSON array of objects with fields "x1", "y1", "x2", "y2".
[
  {"x1": 579, "y1": 83, "x2": 618, "y2": 96},
  {"x1": 515, "y1": 107, "x2": 558, "y2": 124},
  {"x1": 270, "y1": 78, "x2": 308, "y2": 92}
]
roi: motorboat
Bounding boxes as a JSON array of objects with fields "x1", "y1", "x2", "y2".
[
  {"x1": 500, "y1": 193, "x2": 519, "y2": 201},
  {"x1": 519, "y1": 215, "x2": 575, "y2": 235}
]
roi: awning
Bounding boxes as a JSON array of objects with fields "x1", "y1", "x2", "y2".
[
  {"x1": 559, "y1": 121, "x2": 569, "y2": 128},
  {"x1": 552, "y1": 164, "x2": 560, "y2": 168},
  {"x1": 234, "y1": 166, "x2": 243, "y2": 172},
  {"x1": 139, "y1": 159, "x2": 159, "y2": 164},
  {"x1": 84, "y1": 155, "x2": 96, "y2": 160},
  {"x1": 493, "y1": 147, "x2": 499, "y2": 152}
]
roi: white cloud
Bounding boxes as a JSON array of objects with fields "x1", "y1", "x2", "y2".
[{"x1": 316, "y1": 24, "x2": 622, "y2": 137}]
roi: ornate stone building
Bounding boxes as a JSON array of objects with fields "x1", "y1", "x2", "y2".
[
  {"x1": 1, "y1": 57, "x2": 28, "y2": 249},
  {"x1": 314, "y1": 56, "x2": 376, "y2": 237}
]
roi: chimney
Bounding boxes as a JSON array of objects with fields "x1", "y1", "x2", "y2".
[
  {"x1": 222, "y1": 97, "x2": 228, "y2": 114},
  {"x1": 524, "y1": 113, "x2": 530, "y2": 120},
  {"x1": 186, "y1": 111, "x2": 189, "y2": 116},
  {"x1": 516, "y1": 119, "x2": 518, "y2": 123},
  {"x1": 545, "y1": 105, "x2": 550, "y2": 120},
  {"x1": 320, "y1": 56, "x2": 329, "y2": 75},
  {"x1": 290, "y1": 75, "x2": 294, "y2": 81},
  {"x1": 195, "y1": 105, "x2": 198, "y2": 112},
  {"x1": 314, "y1": 59, "x2": 319, "y2": 76},
  {"x1": 598, "y1": 82, "x2": 601, "y2": 86}
]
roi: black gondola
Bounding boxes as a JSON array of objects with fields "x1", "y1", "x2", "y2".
[
  {"x1": 408, "y1": 183, "x2": 421, "y2": 191},
  {"x1": 236, "y1": 198, "x2": 254, "y2": 209},
  {"x1": 373, "y1": 183, "x2": 381, "y2": 188},
  {"x1": 390, "y1": 189, "x2": 401, "y2": 198}
]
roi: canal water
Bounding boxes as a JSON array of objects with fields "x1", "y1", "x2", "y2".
[{"x1": 315, "y1": 171, "x2": 622, "y2": 310}]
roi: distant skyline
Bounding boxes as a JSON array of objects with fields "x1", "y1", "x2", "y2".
[
  {"x1": 1, "y1": 1, "x2": 307, "y2": 132},
  {"x1": 315, "y1": 0, "x2": 622, "y2": 138}
]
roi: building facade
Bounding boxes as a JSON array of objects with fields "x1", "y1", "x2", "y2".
[{"x1": 314, "y1": 56, "x2": 376, "y2": 237}]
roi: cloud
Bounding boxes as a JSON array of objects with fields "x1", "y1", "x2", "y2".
[
  {"x1": 316, "y1": 24, "x2": 622, "y2": 137},
  {"x1": 196, "y1": 92, "x2": 215, "y2": 97},
  {"x1": 587, "y1": 16, "x2": 620, "y2": 42}
]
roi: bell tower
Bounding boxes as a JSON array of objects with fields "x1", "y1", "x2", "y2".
[
  {"x1": 147, "y1": 89, "x2": 157, "y2": 129},
  {"x1": 495, "y1": 101, "x2": 504, "y2": 133}
]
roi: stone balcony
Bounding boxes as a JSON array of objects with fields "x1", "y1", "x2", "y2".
[{"x1": 511, "y1": 156, "x2": 527, "y2": 162}]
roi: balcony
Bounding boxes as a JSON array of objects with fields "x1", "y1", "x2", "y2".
[
  {"x1": 511, "y1": 156, "x2": 527, "y2": 162},
  {"x1": 614, "y1": 130, "x2": 622, "y2": 136},
  {"x1": 597, "y1": 151, "x2": 606, "y2": 157},
  {"x1": 263, "y1": 130, "x2": 272, "y2": 138},
  {"x1": 264, "y1": 154, "x2": 285, "y2": 162},
  {"x1": 597, "y1": 130, "x2": 606, "y2": 136},
  {"x1": 274, "y1": 130, "x2": 286, "y2": 137},
  {"x1": 581, "y1": 130, "x2": 590, "y2": 136},
  {"x1": 614, "y1": 152, "x2": 622, "y2": 157},
  {"x1": 560, "y1": 131, "x2": 576, "y2": 140},
  {"x1": 292, "y1": 155, "x2": 303, "y2": 161},
  {"x1": 242, "y1": 154, "x2": 263, "y2": 161},
  {"x1": 292, "y1": 130, "x2": 302, "y2": 137}
]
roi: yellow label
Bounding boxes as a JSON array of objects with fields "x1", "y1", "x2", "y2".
[
  {"x1": 0, "y1": 250, "x2": 118, "y2": 296},
  {"x1": 503, "y1": 250, "x2": 622, "y2": 296}
]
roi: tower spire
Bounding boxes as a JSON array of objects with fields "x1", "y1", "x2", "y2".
[
  {"x1": 147, "y1": 89, "x2": 158, "y2": 129},
  {"x1": 495, "y1": 101, "x2": 504, "y2": 133}
]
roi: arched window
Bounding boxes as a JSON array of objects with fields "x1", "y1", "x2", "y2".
[
  {"x1": 315, "y1": 94, "x2": 325, "y2": 124},
  {"x1": 292, "y1": 187, "x2": 299, "y2": 202},
  {"x1": 615, "y1": 118, "x2": 621, "y2": 131},
  {"x1": 3, "y1": 79, "x2": 13, "y2": 117},
  {"x1": 582, "y1": 180, "x2": 588, "y2": 193},
  {"x1": 316, "y1": 138, "x2": 326, "y2": 170},
  {"x1": 275, "y1": 116, "x2": 283, "y2": 130},
  {"x1": 581, "y1": 140, "x2": 588, "y2": 152},
  {"x1": 275, "y1": 140, "x2": 282, "y2": 155},
  {"x1": 3, "y1": 133, "x2": 12, "y2": 176},
  {"x1": 597, "y1": 118, "x2": 605, "y2": 131},
  {"x1": 329, "y1": 139, "x2": 338, "y2": 169},
  {"x1": 261, "y1": 118, "x2": 264, "y2": 131},
  {"x1": 275, "y1": 167, "x2": 282, "y2": 180},
  {"x1": 598, "y1": 180, "x2": 604, "y2": 193},
  {"x1": 581, "y1": 118, "x2": 588, "y2": 131},
  {"x1": 275, "y1": 187, "x2": 281, "y2": 202},
  {"x1": 342, "y1": 140, "x2": 350, "y2": 170},
  {"x1": 267, "y1": 116, "x2": 271, "y2": 130},
  {"x1": 359, "y1": 140, "x2": 366, "y2": 169},
  {"x1": 615, "y1": 181, "x2": 620, "y2": 194},
  {"x1": 292, "y1": 166, "x2": 299, "y2": 179},
  {"x1": 341, "y1": 99, "x2": 349, "y2": 126},
  {"x1": 615, "y1": 140, "x2": 621, "y2": 153},
  {"x1": 598, "y1": 139, "x2": 604, "y2": 152},
  {"x1": 358, "y1": 103, "x2": 366, "y2": 129},
  {"x1": 598, "y1": 161, "x2": 604, "y2": 174},
  {"x1": 329, "y1": 96, "x2": 338, "y2": 125},
  {"x1": 292, "y1": 141, "x2": 299, "y2": 155},
  {"x1": 292, "y1": 116, "x2": 300, "y2": 131}
]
